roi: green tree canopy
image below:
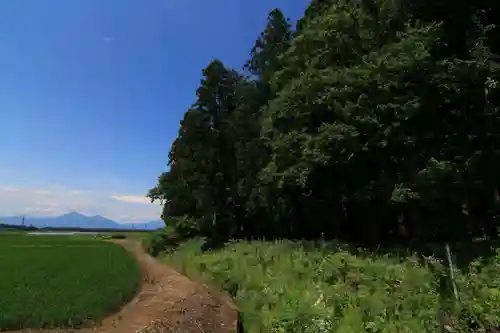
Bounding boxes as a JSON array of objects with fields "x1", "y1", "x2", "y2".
[{"x1": 149, "y1": 0, "x2": 500, "y2": 244}]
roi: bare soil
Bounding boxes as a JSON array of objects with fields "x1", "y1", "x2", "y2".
[{"x1": 13, "y1": 240, "x2": 239, "y2": 333}]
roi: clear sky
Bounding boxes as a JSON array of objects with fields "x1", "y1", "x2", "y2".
[{"x1": 0, "y1": 0, "x2": 310, "y2": 222}]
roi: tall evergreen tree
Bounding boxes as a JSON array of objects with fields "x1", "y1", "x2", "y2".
[
  {"x1": 245, "y1": 8, "x2": 292, "y2": 102},
  {"x1": 149, "y1": 0, "x2": 500, "y2": 244}
]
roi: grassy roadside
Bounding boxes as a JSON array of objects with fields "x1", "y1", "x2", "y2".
[{"x1": 156, "y1": 237, "x2": 500, "y2": 333}]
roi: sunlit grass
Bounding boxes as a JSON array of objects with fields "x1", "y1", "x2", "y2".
[{"x1": 163, "y1": 239, "x2": 445, "y2": 333}]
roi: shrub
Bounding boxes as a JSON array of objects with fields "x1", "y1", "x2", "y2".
[
  {"x1": 143, "y1": 227, "x2": 181, "y2": 257},
  {"x1": 109, "y1": 234, "x2": 127, "y2": 239},
  {"x1": 143, "y1": 216, "x2": 202, "y2": 256}
]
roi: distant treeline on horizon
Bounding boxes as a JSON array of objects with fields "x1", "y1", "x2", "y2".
[{"x1": 0, "y1": 223, "x2": 156, "y2": 233}]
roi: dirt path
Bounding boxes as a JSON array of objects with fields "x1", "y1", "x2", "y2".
[{"x1": 17, "y1": 240, "x2": 239, "y2": 333}]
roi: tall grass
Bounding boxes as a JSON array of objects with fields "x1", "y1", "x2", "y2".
[
  {"x1": 453, "y1": 249, "x2": 500, "y2": 330},
  {"x1": 164, "y1": 239, "x2": 444, "y2": 333}
]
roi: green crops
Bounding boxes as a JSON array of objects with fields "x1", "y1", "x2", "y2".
[{"x1": 0, "y1": 234, "x2": 141, "y2": 330}]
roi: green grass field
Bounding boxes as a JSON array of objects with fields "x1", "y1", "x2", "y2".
[
  {"x1": 163, "y1": 239, "x2": 500, "y2": 333},
  {"x1": 0, "y1": 234, "x2": 141, "y2": 330}
]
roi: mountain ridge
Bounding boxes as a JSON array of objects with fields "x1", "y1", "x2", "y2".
[{"x1": 0, "y1": 212, "x2": 165, "y2": 230}]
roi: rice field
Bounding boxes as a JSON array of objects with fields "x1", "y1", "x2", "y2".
[{"x1": 0, "y1": 234, "x2": 141, "y2": 330}]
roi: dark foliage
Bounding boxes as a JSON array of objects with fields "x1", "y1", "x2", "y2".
[
  {"x1": 149, "y1": 0, "x2": 500, "y2": 246},
  {"x1": 0, "y1": 223, "x2": 38, "y2": 231}
]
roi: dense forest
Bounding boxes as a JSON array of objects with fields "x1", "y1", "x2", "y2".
[{"x1": 148, "y1": 0, "x2": 500, "y2": 245}]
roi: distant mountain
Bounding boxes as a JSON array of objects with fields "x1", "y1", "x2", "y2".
[{"x1": 0, "y1": 212, "x2": 165, "y2": 230}]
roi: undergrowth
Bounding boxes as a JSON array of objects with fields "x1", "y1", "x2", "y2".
[
  {"x1": 163, "y1": 239, "x2": 436, "y2": 332},
  {"x1": 153, "y1": 236, "x2": 500, "y2": 333}
]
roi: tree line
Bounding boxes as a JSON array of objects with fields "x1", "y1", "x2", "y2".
[{"x1": 148, "y1": 0, "x2": 500, "y2": 245}]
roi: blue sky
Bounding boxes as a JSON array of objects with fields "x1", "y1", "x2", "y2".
[{"x1": 0, "y1": 0, "x2": 310, "y2": 221}]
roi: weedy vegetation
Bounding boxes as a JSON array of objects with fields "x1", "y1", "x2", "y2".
[{"x1": 156, "y1": 238, "x2": 500, "y2": 333}]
